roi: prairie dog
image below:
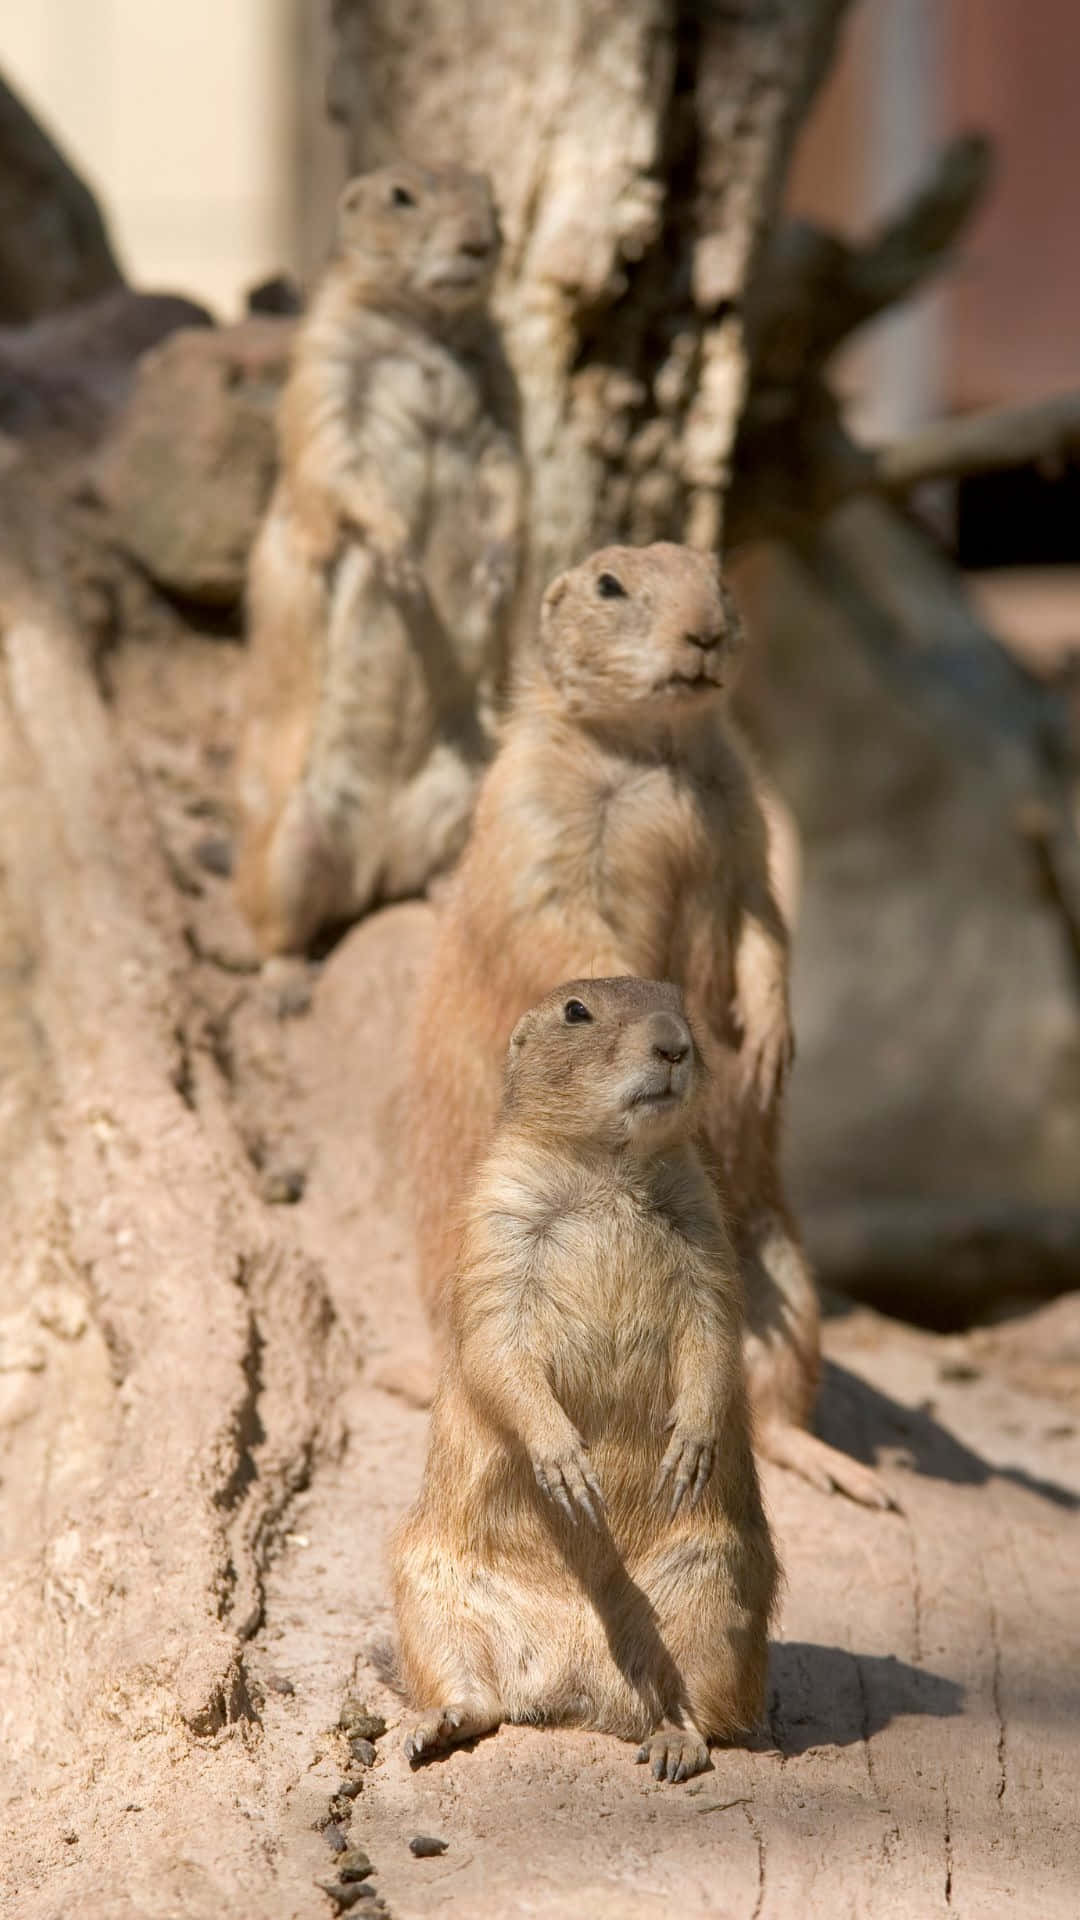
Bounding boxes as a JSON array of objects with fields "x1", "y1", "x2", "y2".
[
  {"x1": 393, "y1": 977, "x2": 778, "y2": 1779},
  {"x1": 409, "y1": 542, "x2": 892, "y2": 1509},
  {"x1": 234, "y1": 161, "x2": 525, "y2": 956}
]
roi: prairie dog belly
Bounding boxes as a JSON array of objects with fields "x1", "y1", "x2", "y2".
[
  {"x1": 424, "y1": 433, "x2": 516, "y2": 683},
  {"x1": 548, "y1": 1311, "x2": 673, "y2": 1450}
]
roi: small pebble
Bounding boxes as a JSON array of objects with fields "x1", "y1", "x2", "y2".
[
  {"x1": 349, "y1": 1737, "x2": 377, "y2": 1768},
  {"x1": 338, "y1": 1846, "x2": 374, "y2": 1882},
  {"x1": 339, "y1": 1699, "x2": 386, "y2": 1743},
  {"x1": 261, "y1": 1167, "x2": 306, "y2": 1206},
  {"x1": 337, "y1": 1777, "x2": 363, "y2": 1799},
  {"x1": 193, "y1": 834, "x2": 233, "y2": 877},
  {"x1": 409, "y1": 1833, "x2": 448, "y2": 1858},
  {"x1": 325, "y1": 1823, "x2": 347, "y2": 1853},
  {"x1": 264, "y1": 1671, "x2": 296, "y2": 1695}
]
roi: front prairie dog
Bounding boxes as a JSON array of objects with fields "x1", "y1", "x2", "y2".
[
  {"x1": 234, "y1": 161, "x2": 525, "y2": 956},
  {"x1": 393, "y1": 977, "x2": 778, "y2": 1780},
  {"x1": 410, "y1": 542, "x2": 892, "y2": 1510}
]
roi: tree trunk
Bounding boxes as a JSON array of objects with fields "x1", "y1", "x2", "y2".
[{"x1": 328, "y1": 0, "x2": 851, "y2": 588}]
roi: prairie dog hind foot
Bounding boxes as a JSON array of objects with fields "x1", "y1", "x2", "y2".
[
  {"x1": 404, "y1": 1700, "x2": 500, "y2": 1764},
  {"x1": 370, "y1": 1351, "x2": 439, "y2": 1407},
  {"x1": 757, "y1": 1419, "x2": 899, "y2": 1511}
]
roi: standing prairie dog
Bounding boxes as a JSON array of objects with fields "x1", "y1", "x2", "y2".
[
  {"x1": 409, "y1": 542, "x2": 892, "y2": 1510},
  {"x1": 234, "y1": 161, "x2": 525, "y2": 956},
  {"x1": 393, "y1": 977, "x2": 778, "y2": 1780}
]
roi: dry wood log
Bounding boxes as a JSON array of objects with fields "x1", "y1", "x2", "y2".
[
  {"x1": 0, "y1": 510, "x2": 342, "y2": 1783},
  {"x1": 733, "y1": 528, "x2": 1080, "y2": 1223},
  {"x1": 795, "y1": 495, "x2": 1080, "y2": 961}
]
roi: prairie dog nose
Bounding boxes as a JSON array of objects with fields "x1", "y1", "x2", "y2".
[
  {"x1": 682, "y1": 594, "x2": 726, "y2": 650},
  {"x1": 648, "y1": 1010, "x2": 691, "y2": 1065},
  {"x1": 457, "y1": 218, "x2": 496, "y2": 259}
]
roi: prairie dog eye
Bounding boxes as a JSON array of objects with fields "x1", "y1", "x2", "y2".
[
  {"x1": 596, "y1": 572, "x2": 627, "y2": 600},
  {"x1": 563, "y1": 999, "x2": 592, "y2": 1024},
  {"x1": 391, "y1": 184, "x2": 417, "y2": 208}
]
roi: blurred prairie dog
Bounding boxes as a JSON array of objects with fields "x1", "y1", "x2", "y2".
[
  {"x1": 409, "y1": 541, "x2": 892, "y2": 1510},
  {"x1": 234, "y1": 161, "x2": 525, "y2": 957},
  {"x1": 393, "y1": 977, "x2": 778, "y2": 1780}
]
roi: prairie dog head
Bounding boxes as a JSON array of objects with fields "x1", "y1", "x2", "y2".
[
  {"x1": 335, "y1": 162, "x2": 500, "y2": 322},
  {"x1": 537, "y1": 543, "x2": 744, "y2": 730},
  {"x1": 503, "y1": 977, "x2": 701, "y2": 1154}
]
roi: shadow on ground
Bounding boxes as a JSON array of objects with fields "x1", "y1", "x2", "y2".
[
  {"x1": 765, "y1": 1642, "x2": 963, "y2": 1756},
  {"x1": 816, "y1": 1357, "x2": 1080, "y2": 1510}
]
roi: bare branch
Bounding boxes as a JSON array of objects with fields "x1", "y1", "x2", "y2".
[
  {"x1": 747, "y1": 133, "x2": 993, "y2": 385},
  {"x1": 879, "y1": 391, "x2": 1080, "y2": 494}
]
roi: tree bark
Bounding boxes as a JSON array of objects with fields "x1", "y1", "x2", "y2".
[{"x1": 328, "y1": 0, "x2": 852, "y2": 588}]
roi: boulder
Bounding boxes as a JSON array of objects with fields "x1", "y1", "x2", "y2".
[{"x1": 95, "y1": 317, "x2": 295, "y2": 606}]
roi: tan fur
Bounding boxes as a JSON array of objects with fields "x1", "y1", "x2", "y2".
[
  {"x1": 234, "y1": 161, "x2": 525, "y2": 956},
  {"x1": 393, "y1": 978, "x2": 778, "y2": 1778},
  {"x1": 408, "y1": 542, "x2": 892, "y2": 1509}
]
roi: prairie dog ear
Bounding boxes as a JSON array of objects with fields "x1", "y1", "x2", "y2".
[
  {"x1": 507, "y1": 1010, "x2": 531, "y2": 1054},
  {"x1": 502, "y1": 1011, "x2": 533, "y2": 1105},
  {"x1": 540, "y1": 573, "x2": 569, "y2": 631},
  {"x1": 337, "y1": 176, "x2": 367, "y2": 220}
]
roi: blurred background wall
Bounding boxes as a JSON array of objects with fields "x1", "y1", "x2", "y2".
[
  {"x1": 791, "y1": 0, "x2": 1080, "y2": 437},
  {"x1": 0, "y1": 0, "x2": 344, "y2": 317}
]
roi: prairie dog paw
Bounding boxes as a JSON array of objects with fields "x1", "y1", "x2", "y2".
[
  {"x1": 636, "y1": 1728, "x2": 711, "y2": 1784},
  {"x1": 531, "y1": 1435, "x2": 604, "y2": 1526},
  {"x1": 655, "y1": 1422, "x2": 715, "y2": 1515},
  {"x1": 404, "y1": 1706, "x2": 465, "y2": 1764}
]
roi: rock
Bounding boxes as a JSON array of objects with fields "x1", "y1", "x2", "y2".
[
  {"x1": 0, "y1": 289, "x2": 212, "y2": 449},
  {"x1": 339, "y1": 1698, "x2": 387, "y2": 1743},
  {"x1": 247, "y1": 273, "x2": 304, "y2": 316},
  {"x1": 316, "y1": 1878, "x2": 379, "y2": 1911},
  {"x1": 325, "y1": 1823, "x2": 347, "y2": 1853},
  {"x1": 349, "y1": 1737, "x2": 377, "y2": 1768},
  {"x1": 337, "y1": 1777, "x2": 364, "y2": 1799},
  {"x1": 263, "y1": 1669, "x2": 295, "y2": 1695},
  {"x1": 337, "y1": 1846, "x2": 374, "y2": 1881},
  {"x1": 261, "y1": 1166, "x2": 307, "y2": 1206},
  {"x1": 409, "y1": 1833, "x2": 448, "y2": 1857},
  {"x1": 193, "y1": 834, "x2": 233, "y2": 878},
  {"x1": 95, "y1": 318, "x2": 294, "y2": 605}
]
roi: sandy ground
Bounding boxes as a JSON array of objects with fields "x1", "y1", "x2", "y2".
[{"x1": 2, "y1": 623, "x2": 1078, "y2": 1919}]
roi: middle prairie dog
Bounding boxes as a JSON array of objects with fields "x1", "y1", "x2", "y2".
[
  {"x1": 409, "y1": 541, "x2": 892, "y2": 1510},
  {"x1": 234, "y1": 161, "x2": 525, "y2": 957},
  {"x1": 392, "y1": 977, "x2": 778, "y2": 1781}
]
